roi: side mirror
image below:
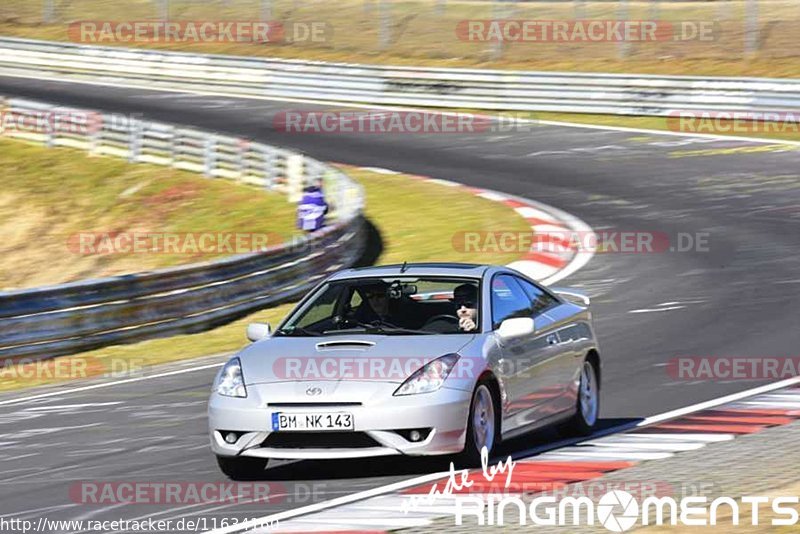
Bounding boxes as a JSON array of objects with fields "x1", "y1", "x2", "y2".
[
  {"x1": 496, "y1": 317, "x2": 535, "y2": 341},
  {"x1": 246, "y1": 322, "x2": 271, "y2": 342}
]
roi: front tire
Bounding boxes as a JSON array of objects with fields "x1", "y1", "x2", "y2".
[
  {"x1": 564, "y1": 359, "x2": 600, "y2": 436},
  {"x1": 216, "y1": 455, "x2": 268, "y2": 480},
  {"x1": 457, "y1": 381, "x2": 498, "y2": 467}
]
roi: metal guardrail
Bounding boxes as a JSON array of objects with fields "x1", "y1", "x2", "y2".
[
  {"x1": 1, "y1": 37, "x2": 799, "y2": 116},
  {"x1": 0, "y1": 96, "x2": 366, "y2": 361}
]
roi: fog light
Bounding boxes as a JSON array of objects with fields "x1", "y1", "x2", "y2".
[
  {"x1": 409, "y1": 430, "x2": 421, "y2": 442},
  {"x1": 224, "y1": 432, "x2": 238, "y2": 444}
]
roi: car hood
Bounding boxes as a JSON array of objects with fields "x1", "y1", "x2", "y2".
[{"x1": 238, "y1": 334, "x2": 476, "y2": 385}]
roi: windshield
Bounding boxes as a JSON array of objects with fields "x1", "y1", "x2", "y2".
[{"x1": 276, "y1": 277, "x2": 481, "y2": 336}]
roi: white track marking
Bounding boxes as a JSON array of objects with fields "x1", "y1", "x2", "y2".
[
  {"x1": 514, "y1": 206, "x2": 558, "y2": 222},
  {"x1": 757, "y1": 392, "x2": 800, "y2": 400},
  {"x1": 476, "y1": 191, "x2": 508, "y2": 202},
  {"x1": 204, "y1": 376, "x2": 800, "y2": 533},
  {"x1": 0, "y1": 362, "x2": 224, "y2": 407},
  {"x1": 593, "y1": 433, "x2": 734, "y2": 443},
  {"x1": 621, "y1": 433, "x2": 734, "y2": 442},
  {"x1": 425, "y1": 178, "x2": 460, "y2": 187},
  {"x1": 637, "y1": 376, "x2": 800, "y2": 427},
  {"x1": 533, "y1": 449, "x2": 675, "y2": 460},
  {"x1": 359, "y1": 167, "x2": 399, "y2": 175},
  {"x1": 199, "y1": 471, "x2": 454, "y2": 534},
  {"x1": 25, "y1": 402, "x2": 122, "y2": 411},
  {"x1": 585, "y1": 440, "x2": 706, "y2": 452},
  {"x1": 735, "y1": 400, "x2": 800, "y2": 409},
  {"x1": 629, "y1": 306, "x2": 686, "y2": 314}
]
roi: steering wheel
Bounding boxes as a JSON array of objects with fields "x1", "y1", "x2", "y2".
[{"x1": 423, "y1": 314, "x2": 459, "y2": 328}]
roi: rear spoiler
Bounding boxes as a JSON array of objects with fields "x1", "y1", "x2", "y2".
[{"x1": 551, "y1": 288, "x2": 591, "y2": 307}]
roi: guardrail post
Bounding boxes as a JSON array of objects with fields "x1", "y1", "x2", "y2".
[
  {"x1": 648, "y1": 0, "x2": 660, "y2": 21},
  {"x1": 44, "y1": 108, "x2": 55, "y2": 147},
  {"x1": 378, "y1": 0, "x2": 391, "y2": 51},
  {"x1": 287, "y1": 153, "x2": 304, "y2": 203},
  {"x1": 262, "y1": 146, "x2": 276, "y2": 189},
  {"x1": 204, "y1": 136, "x2": 216, "y2": 177},
  {"x1": 717, "y1": 0, "x2": 732, "y2": 21},
  {"x1": 617, "y1": 0, "x2": 630, "y2": 59},
  {"x1": 489, "y1": 0, "x2": 516, "y2": 60},
  {"x1": 745, "y1": 0, "x2": 759, "y2": 56},
  {"x1": 237, "y1": 139, "x2": 248, "y2": 180},
  {"x1": 128, "y1": 118, "x2": 142, "y2": 163},
  {"x1": 574, "y1": 0, "x2": 586, "y2": 20},
  {"x1": 164, "y1": 125, "x2": 175, "y2": 166},
  {"x1": 43, "y1": 0, "x2": 56, "y2": 23},
  {"x1": 89, "y1": 118, "x2": 101, "y2": 156},
  {"x1": 158, "y1": 0, "x2": 169, "y2": 21}
]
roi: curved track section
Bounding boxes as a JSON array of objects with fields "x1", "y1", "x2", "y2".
[{"x1": 0, "y1": 75, "x2": 798, "y2": 532}]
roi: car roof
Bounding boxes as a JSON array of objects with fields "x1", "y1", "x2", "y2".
[{"x1": 327, "y1": 262, "x2": 494, "y2": 281}]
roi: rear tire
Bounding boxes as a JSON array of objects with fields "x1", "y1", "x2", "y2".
[
  {"x1": 216, "y1": 455, "x2": 268, "y2": 480},
  {"x1": 563, "y1": 359, "x2": 600, "y2": 436},
  {"x1": 457, "y1": 381, "x2": 498, "y2": 467}
]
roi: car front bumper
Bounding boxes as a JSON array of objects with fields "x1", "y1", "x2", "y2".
[{"x1": 208, "y1": 380, "x2": 471, "y2": 459}]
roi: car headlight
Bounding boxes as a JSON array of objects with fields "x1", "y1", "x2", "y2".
[
  {"x1": 393, "y1": 354, "x2": 460, "y2": 396},
  {"x1": 215, "y1": 358, "x2": 247, "y2": 398}
]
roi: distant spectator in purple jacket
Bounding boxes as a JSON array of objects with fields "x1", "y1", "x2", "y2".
[{"x1": 297, "y1": 183, "x2": 329, "y2": 232}]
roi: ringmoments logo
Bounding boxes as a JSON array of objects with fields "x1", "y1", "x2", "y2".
[
  {"x1": 597, "y1": 490, "x2": 639, "y2": 532},
  {"x1": 454, "y1": 490, "x2": 800, "y2": 530}
]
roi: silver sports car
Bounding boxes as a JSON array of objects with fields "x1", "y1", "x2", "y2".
[{"x1": 208, "y1": 263, "x2": 600, "y2": 479}]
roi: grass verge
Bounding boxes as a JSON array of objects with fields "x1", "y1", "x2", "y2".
[
  {"x1": 0, "y1": 137, "x2": 297, "y2": 290},
  {"x1": 0, "y1": 163, "x2": 532, "y2": 393}
]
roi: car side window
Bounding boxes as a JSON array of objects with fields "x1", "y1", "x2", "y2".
[
  {"x1": 515, "y1": 277, "x2": 560, "y2": 316},
  {"x1": 491, "y1": 275, "x2": 533, "y2": 328}
]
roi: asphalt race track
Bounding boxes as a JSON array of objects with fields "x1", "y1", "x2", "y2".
[{"x1": 0, "y1": 75, "x2": 799, "y2": 532}]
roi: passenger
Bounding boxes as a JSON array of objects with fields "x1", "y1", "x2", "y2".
[{"x1": 452, "y1": 284, "x2": 478, "y2": 332}]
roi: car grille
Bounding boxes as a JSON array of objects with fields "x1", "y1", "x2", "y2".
[{"x1": 262, "y1": 432, "x2": 380, "y2": 449}]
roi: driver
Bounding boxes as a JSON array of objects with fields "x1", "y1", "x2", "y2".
[
  {"x1": 452, "y1": 284, "x2": 479, "y2": 332},
  {"x1": 352, "y1": 282, "x2": 392, "y2": 325}
]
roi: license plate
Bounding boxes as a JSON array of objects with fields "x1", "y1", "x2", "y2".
[{"x1": 271, "y1": 412, "x2": 354, "y2": 432}]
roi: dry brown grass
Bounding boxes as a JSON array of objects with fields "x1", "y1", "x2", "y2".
[{"x1": 0, "y1": 137, "x2": 297, "y2": 290}]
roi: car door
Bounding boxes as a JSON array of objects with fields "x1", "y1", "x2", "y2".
[
  {"x1": 491, "y1": 274, "x2": 563, "y2": 433},
  {"x1": 514, "y1": 276, "x2": 582, "y2": 416}
]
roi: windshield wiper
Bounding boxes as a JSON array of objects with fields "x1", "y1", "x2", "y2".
[
  {"x1": 274, "y1": 326, "x2": 318, "y2": 337},
  {"x1": 323, "y1": 324, "x2": 433, "y2": 335}
]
